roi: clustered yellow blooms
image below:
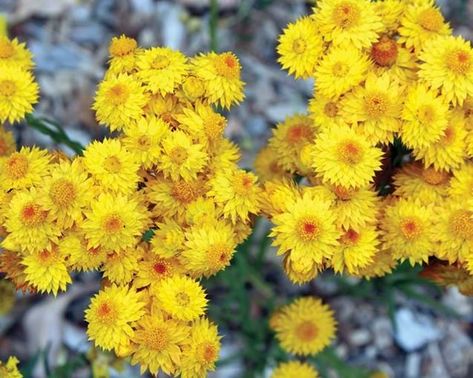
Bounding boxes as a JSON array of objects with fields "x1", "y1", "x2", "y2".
[
  {"x1": 257, "y1": 0, "x2": 473, "y2": 285},
  {"x1": 0, "y1": 35, "x2": 261, "y2": 377},
  {"x1": 269, "y1": 296, "x2": 337, "y2": 378},
  {"x1": 0, "y1": 356, "x2": 22, "y2": 378}
]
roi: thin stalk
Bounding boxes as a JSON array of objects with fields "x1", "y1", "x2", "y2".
[{"x1": 209, "y1": 0, "x2": 219, "y2": 52}]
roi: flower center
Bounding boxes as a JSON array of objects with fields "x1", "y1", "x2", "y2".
[
  {"x1": 417, "y1": 104, "x2": 436, "y2": 125},
  {"x1": 443, "y1": 126, "x2": 455, "y2": 145},
  {"x1": 151, "y1": 55, "x2": 170, "y2": 70},
  {"x1": 234, "y1": 173, "x2": 254, "y2": 195},
  {"x1": 337, "y1": 140, "x2": 364, "y2": 165},
  {"x1": 295, "y1": 320, "x2": 318, "y2": 342},
  {"x1": 365, "y1": 92, "x2": 389, "y2": 118},
  {"x1": 286, "y1": 124, "x2": 313, "y2": 145},
  {"x1": 333, "y1": 185, "x2": 353, "y2": 200},
  {"x1": 400, "y1": 217, "x2": 422, "y2": 241},
  {"x1": 6, "y1": 153, "x2": 29, "y2": 179},
  {"x1": 0, "y1": 80, "x2": 16, "y2": 97},
  {"x1": 446, "y1": 49, "x2": 472, "y2": 75},
  {"x1": 418, "y1": 8, "x2": 444, "y2": 32},
  {"x1": 97, "y1": 302, "x2": 118, "y2": 325},
  {"x1": 169, "y1": 146, "x2": 188, "y2": 164},
  {"x1": 204, "y1": 113, "x2": 226, "y2": 139},
  {"x1": 332, "y1": 61, "x2": 349, "y2": 77},
  {"x1": 136, "y1": 135, "x2": 151, "y2": 150},
  {"x1": 297, "y1": 217, "x2": 320, "y2": 242},
  {"x1": 49, "y1": 179, "x2": 76, "y2": 208},
  {"x1": 172, "y1": 181, "x2": 196, "y2": 203},
  {"x1": 109, "y1": 37, "x2": 137, "y2": 57},
  {"x1": 202, "y1": 343, "x2": 217, "y2": 364},
  {"x1": 450, "y1": 210, "x2": 473, "y2": 240},
  {"x1": 175, "y1": 292, "x2": 191, "y2": 306},
  {"x1": 21, "y1": 202, "x2": 47, "y2": 226},
  {"x1": 103, "y1": 214, "x2": 124, "y2": 233},
  {"x1": 153, "y1": 261, "x2": 168, "y2": 275},
  {"x1": 147, "y1": 327, "x2": 169, "y2": 351},
  {"x1": 207, "y1": 243, "x2": 232, "y2": 269},
  {"x1": 422, "y1": 167, "x2": 449, "y2": 185},
  {"x1": 333, "y1": 2, "x2": 360, "y2": 28},
  {"x1": 341, "y1": 229, "x2": 360, "y2": 245},
  {"x1": 107, "y1": 84, "x2": 129, "y2": 106},
  {"x1": 292, "y1": 38, "x2": 307, "y2": 54},
  {"x1": 104, "y1": 155, "x2": 122, "y2": 173},
  {"x1": 214, "y1": 53, "x2": 240, "y2": 79},
  {"x1": 324, "y1": 102, "x2": 339, "y2": 117},
  {"x1": 0, "y1": 39, "x2": 15, "y2": 59},
  {"x1": 371, "y1": 36, "x2": 398, "y2": 67},
  {"x1": 182, "y1": 76, "x2": 206, "y2": 99}
]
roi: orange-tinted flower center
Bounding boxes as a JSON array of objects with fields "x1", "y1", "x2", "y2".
[
  {"x1": 295, "y1": 320, "x2": 318, "y2": 342},
  {"x1": 286, "y1": 124, "x2": 314, "y2": 145},
  {"x1": 418, "y1": 8, "x2": 444, "y2": 32},
  {"x1": 450, "y1": 210, "x2": 473, "y2": 240},
  {"x1": 49, "y1": 178, "x2": 76, "y2": 208},
  {"x1": 297, "y1": 217, "x2": 320, "y2": 242},
  {"x1": 109, "y1": 37, "x2": 137, "y2": 57},
  {"x1": 417, "y1": 104, "x2": 436, "y2": 124},
  {"x1": 341, "y1": 229, "x2": 360, "y2": 245},
  {"x1": 182, "y1": 76, "x2": 206, "y2": 99},
  {"x1": 214, "y1": 53, "x2": 240, "y2": 79},
  {"x1": 107, "y1": 83, "x2": 129, "y2": 106},
  {"x1": 365, "y1": 92, "x2": 389, "y2": 118},
  {"x1": 103, "y1": 214, "x2": 124, "y2": 233},
  {"x1": 234, "y1": 172, "x2": 254, "y2": 195},
  {"x1": 169, "y1": 146, "x2": 188, "y2": 164},
  {"x1": 332, "y1": 61, "x2": 349, "y2": 77},
  {"x1": 104, "y1": 155, "x2": 122, "y2": 173},
  {"x1": 21, "y1": 202, "x2": 47, "y2": 226},
  {"x1": 421, "y1": 167, "x2": 449, "y2": 185},
  {"x1": 333, "y1": 185, "x2": 354, "y2": 200},
  {"x1": 371, "y1": 36, "x2": 398, "y2": 67},
  {"x1": 324, "y1": 101, "x2": 339, "y2": 117},
  {"x1": 446, "y1": 49, "x2": 472, "y2": 75},
  {"x1": 172, "y1": 181, "x2": 197, "y2": 203},
  {"x1": 136, "y1": 135, "x2": 151, "y2": 150},
  {"x1": 6, "y1": 153, "x2": 29, "y2": 179},
  {"x1": 333, "y1": 2, "x2": 360, "y2": 28},
  {"x1": 338, "y1": 140, "x2": 364, "y2": 165},
  {"x1": 0, "y1": 80, "x2": 16, "y2": 97},
  {"x1": 292, "y1": 38, "x2": 307, "y2": 54},
  {"x1": 151, "y1": 55, "x2": 170, "y2": 70},
  {"x1": 207, "y1": 243, "x2": 232, "y2": 269},
  {"x1": 400, "y1": 217, "x2": 422, "y2": 240},
  {"x1": 175, "y1": 292, "x2": 191, "y2": 306},
  {"x1": 153, "y1": 261, "x2": 168, "y2": 275},
  {"x1": 146, "y1": 327, "x2": 169, "y2": 351},
  {"x1": 204, "y1": 112, "x2": 226, "y2": 139}
]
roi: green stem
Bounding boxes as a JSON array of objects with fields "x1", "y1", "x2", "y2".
[
  {"x1": 25, "y1": 114, "x2": 84, "y2": 155},
  {"x1": 209, "y1": 0, "x2": 219, "y2": 52}
]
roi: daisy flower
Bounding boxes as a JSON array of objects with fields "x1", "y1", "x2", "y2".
[
  {"x1": 0, "y1": 36, "x2": 34, "y2": 70},
  {"x1": 108, "y1": 35, "x2": 141, "y2": 75},
  {"x1": 271, "y1": 361, "x2": 319, "y2": 378}
]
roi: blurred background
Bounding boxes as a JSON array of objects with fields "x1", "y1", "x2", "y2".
[{"x1": 1, "y1": 0, "x2": 473, "y2": 377}]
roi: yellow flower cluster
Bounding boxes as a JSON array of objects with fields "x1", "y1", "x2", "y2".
[
  {"x1": 257, "y1": 0, "x2": 473, "y2": 284},
  {"x1": 269, "y1": 296, "x2": 337, "y2": 377},
  {"x1": 0, "y1": 35, "x2": 261, "y2": 377},
  {"x1": 0, "y1": 35, "x2": 38, "y2": 124},
  {"x1": 0, "y1": 356, "x2": 22, "y2": 378}
]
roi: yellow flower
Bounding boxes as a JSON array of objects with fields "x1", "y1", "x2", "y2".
[
  {"x1": 0, "y1": 127, "x2": 16, "y2": 157},
  {"x1": 103, "y1": 248, "x2": 142, "y2": 285},
  {"x1": 41, "y1": 159, "x2": 93, "y2": 229},
  {"x1": 283, "y1": 256, "x2": 320, "y2": 285},
  {"x1": 208, "y1": 168, "x2": 261, "y2": 223},
  {"x1": 0, "y1": 66, "x2": 38, "y2": 123},
  {"x1": 154, "y1": 275, "x2": 207, "y2": 321},
  {"x1": 399, "y1": 1, "x2": 450, "y2": 52},
  {"x1": 122, "y1": 116, "x2": 167, "y2": 168},
  {"x1": 342, "y1": 72, "x2": 402, "y2": 144},
  {"x1": 277, "y1": 16, "x2": 324, "y2": 79},
  {"x1": 130, "y1": 312, "x2": 189, "y2": 376},
  {"x1": 270, "y1": 191, "x2": 340, "y2": 267},
  {"x1": 137, "y1": 47, "x2": 188, "y2": 95},
  {"x1": 381, "y1": 198, "x2": 436, "y2": 265},
  {"x1": 83, "y1": 139, "x2": 140, "y2": 194},
  {"x1": 314, "y1": 45, "x2": 370, "y2": 99},
  {"x1": 354, "y1": 249, "x2": 397, "y2": 279},
  {"x1": 134, "y1": 251, "x2": 181, "y2": 289},
  {"x1": 158, "y1": 130, "x2": 208, "y2": 182},
  {"x1": 254, "y1": 146, "x2": 289, "y2": 183},
  {"x1": 0, "y1": 36, "x2": 34, "y2": 70},
  {"x1": 268, "y1": 114, "x2": 317, "y2": 173},
  {"x1": 271, "y1": 361, "x2": 319, "y2": 378},
  {"x1": 0, "y1": 147, "x2": 50, "y2": 191},
  {"x1": 412, "y1": 110, "x2": 467, "y2": 171},
  {"x1": 59, "y1": 232, "x2": 106, "y2": 272},
  {"x1": 0, "y1": 356, "x2": 23, "y2": 378},
  {"x1": 23, "y1": 246, "x2": 71, "y2": 295},
  {"x1": 419, "y1": 35, "x2": 473, "y2": 106},
  {"x1": 311, "y1": 125, "x2": 383, "y2": 189},
  {"x1": 83, "y1": 192, "x2": 149, "y2": 251},
  {"x1": 0, "y1": 249, "x2": 32, "y2": 293},
  {"x1": 330, "y1": 226, "x2": 379, "y2": 275},
  {"x1": 2, "y1": 189, "x2": 61, "y2": 253},
  {"x1": 108, "y1": 35, "x2": 140, "y2": 74},
  {"x1": 270, "y1": 297, "x2": 337, "y2": 356},
  {"x1": 192, "y1": 52, "x2": 245, "y2": 109},
  {"x1": 150, "y1": 220, "x2": 186, "y2": 258},
  {"x1": 180, "y1": 318, "x2": 221, "y2": 378},
  {"x1": 182, "y1": 220, "x2": 237, "y2": 277},
  {"x1": 400, "y1": 84, "x2": 449, "y2": 149},
  {"x1": 449, "y1": 163, "x2": 473, "y2": 199},
  {"x1": 374, "y1": 0, "x2": 405, "y2": 32},
  {"x1": 93, "y1": 73, "x2": 147, "y2": 131},
  {"x1": 314, "y1": 0, "x2": 383, "y2": 49},
  {"x1": 85, "y1": 285, "x2": 146, "y2": 352},
  {"x1": 308, "y1": 94, "x2": 346, "y2": 129}
]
